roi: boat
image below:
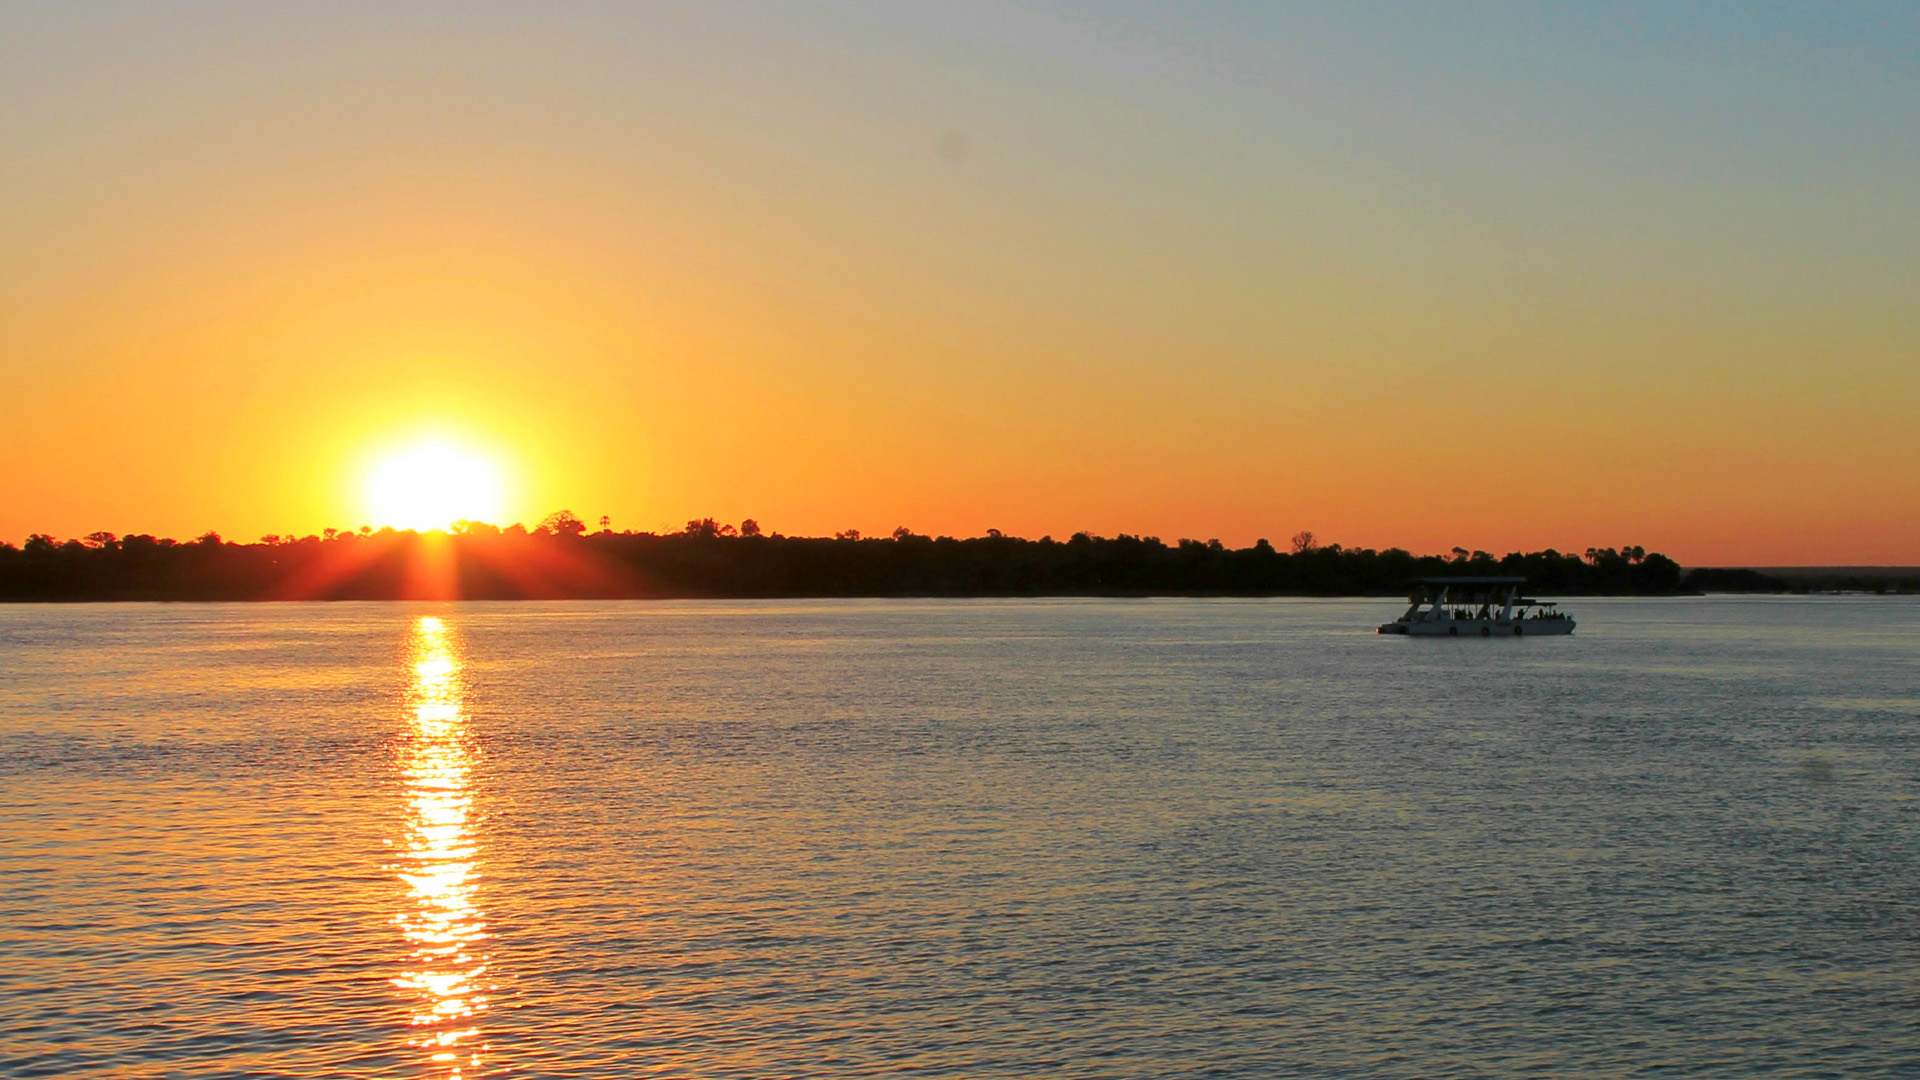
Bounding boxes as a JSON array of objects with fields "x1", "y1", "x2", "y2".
[{"x1": 1376, "y1": 577, "x2": 1575, "y2": 636}]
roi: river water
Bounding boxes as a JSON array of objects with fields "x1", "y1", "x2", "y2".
[{"x1": 2, "y1": 598, "x2": 1916, "y2": 1078}]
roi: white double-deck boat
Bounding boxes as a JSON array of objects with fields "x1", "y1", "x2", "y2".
[{"x1": 1376, "y1": 577, "x2": 1575, "y2": 636}]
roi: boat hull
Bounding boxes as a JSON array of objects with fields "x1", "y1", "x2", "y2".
[{"x1": 1377, "y1": 618, "x2": 1574, "y2": 636}]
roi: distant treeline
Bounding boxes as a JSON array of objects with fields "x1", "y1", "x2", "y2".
[
  {"x1": 1689, "y1": 566, "x2": 1920, "y2": 594},
  {"x1": 0, "y1": 516, "x2": 1725, "y2": 601}
]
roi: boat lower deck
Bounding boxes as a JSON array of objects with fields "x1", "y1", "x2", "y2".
[{"x1": 1379, "y1": 617, "x2": 1575, "y2": 636}]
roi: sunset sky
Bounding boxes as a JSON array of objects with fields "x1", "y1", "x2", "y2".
[{"x1": 2, "y1": 3, "x2": 1915, "y2": 564}]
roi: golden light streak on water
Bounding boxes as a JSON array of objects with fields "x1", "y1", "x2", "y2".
[{"x1": 393, "y1": 615, "x2": 490, "y2": 1078}]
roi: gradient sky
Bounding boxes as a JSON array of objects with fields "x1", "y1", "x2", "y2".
[{"x1": 3, "y1": 2, "x2": 1915, "y2": 564}]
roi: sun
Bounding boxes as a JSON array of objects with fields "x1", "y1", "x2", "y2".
[{"x1": 365, "y1": 440, "x2": 506, "y2": 531}]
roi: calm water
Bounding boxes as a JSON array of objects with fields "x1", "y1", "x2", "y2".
[{"x1": 2, "y1": 598, "x2": 1916, "y2": 1078}]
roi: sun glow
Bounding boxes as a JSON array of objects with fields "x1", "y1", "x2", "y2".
[{"x1": 366, "y1": 441, "x2": 506, "y2": 531}]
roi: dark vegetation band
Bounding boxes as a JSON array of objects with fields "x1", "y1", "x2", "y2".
[{"x1": 0, "y1": 517, "x2": 1786, "y2": 600}]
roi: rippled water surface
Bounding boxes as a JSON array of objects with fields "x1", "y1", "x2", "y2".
[{"x1": 3, "y1": 598, "x2": 1917, "y2": 1078}]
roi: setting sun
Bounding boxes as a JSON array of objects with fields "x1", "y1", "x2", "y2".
[{"x1": 366, "y1": 441, "x2": 505, "y2": 532}]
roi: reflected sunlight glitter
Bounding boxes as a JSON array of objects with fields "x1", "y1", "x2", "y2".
[{"x1": 392, "y1": 615, "x2": 491, "y2": 1078}]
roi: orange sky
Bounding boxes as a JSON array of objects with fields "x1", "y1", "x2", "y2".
[{"x1": 3, "y1": 5, "x2": 1916, "y2": 565}]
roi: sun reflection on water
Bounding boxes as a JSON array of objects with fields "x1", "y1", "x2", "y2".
[{"x1": 394, "y1": 615, "x2": 490, "y2": 1077}]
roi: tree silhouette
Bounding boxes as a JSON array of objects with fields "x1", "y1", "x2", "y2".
[{"x1": 540, "y1": 511, "x2": 587, "y2": 537}]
